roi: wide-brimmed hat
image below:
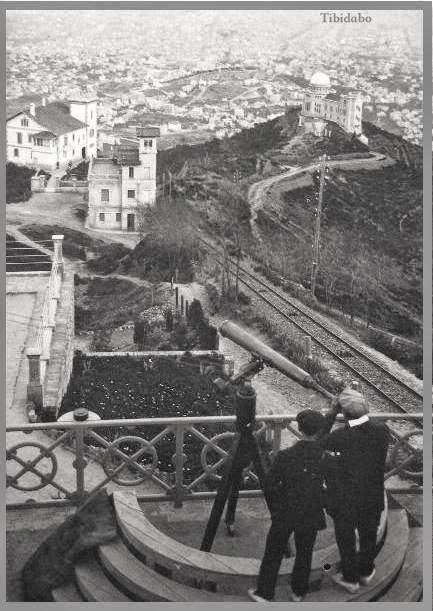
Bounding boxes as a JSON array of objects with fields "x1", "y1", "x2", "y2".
[{"x1": 338, "y1": 386, "x2": 368, "y2": 419}]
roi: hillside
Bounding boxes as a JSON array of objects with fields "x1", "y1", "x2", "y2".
[{"x1": 157, "y1": 106, "x2": 368, "y2": 188}]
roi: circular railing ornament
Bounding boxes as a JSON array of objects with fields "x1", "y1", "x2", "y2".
[
  {"x1": 389, "y1": 430, "x2": 423, "y2": 481},
  {"x1": 102, "y1": 436, "x2": 158, "y2": 486},
  {"x1": 200, "y1": 432, "x2": 254, "y2": 482},
  {"x1": 6, "y1": 442, "x2": 58, "y2": 491}
]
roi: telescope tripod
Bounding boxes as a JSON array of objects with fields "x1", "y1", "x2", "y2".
[{"x1": 200, "y1": 381, "x2": 271, "y2": 552}]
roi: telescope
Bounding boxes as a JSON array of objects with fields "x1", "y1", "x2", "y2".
[
  {"x1": 218, "y1": 320, "x2": 333, "y2": 399},
  {"x1": 200, "y1": 321, "x2": 333, "y2": 552}
]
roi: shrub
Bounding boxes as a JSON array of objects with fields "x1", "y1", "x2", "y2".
[
  {"x1": 187, "y1": 299, "x2": 205, "y2": 327},
  {"x1": 6, "y1": 162, "x2": 35, "y2": 203},
  {"x1": 122, "y1": 234, "x2": 199, "y2": 283},
  {"x1": 205, "y1": 282, "x2": 221, "y2": 314},
  {"x1": 87, "y1": 243, "x2": 131, "y2": 274},
  {"x1": 164, "y1": 308, "x2": 174, "y2": 332}
]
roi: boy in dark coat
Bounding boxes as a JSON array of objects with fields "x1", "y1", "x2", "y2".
[
  {"x1": 323, "y1": 386, "x2": 390, "y2": 593},
  {"x1": 248, "y1": 408, "x2": 333, "y2": 602}
]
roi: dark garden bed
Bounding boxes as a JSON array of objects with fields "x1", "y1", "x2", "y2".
[{"x1": 59, "y1": 353, "x2": 271, "y2": 490}]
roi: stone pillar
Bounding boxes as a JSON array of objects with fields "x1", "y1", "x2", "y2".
[
  {"x1": 27, "y1": 348, "x2": 43, "y2": 409},
  {"x1": 52, "y1": 234, "x2": 64, "y2": 277},
  {"x1": 304, "y1": 335, "x2": 313, "y2": 360}
]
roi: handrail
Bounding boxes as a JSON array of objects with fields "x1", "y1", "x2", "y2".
[
  {"x1": 6, "y1": 412, "x2": 424, "y2": 509},
  {"x1": 6, "y1": 412, "x2": 424, "y2": 432}
]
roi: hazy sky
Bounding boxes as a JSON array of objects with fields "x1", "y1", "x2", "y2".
[{"x1": 6, "y1": 9, "x2": 423, "y2": 61}]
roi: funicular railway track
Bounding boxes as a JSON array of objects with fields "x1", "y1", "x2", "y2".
[{"x1": 198, "y1": 237, "x2": 423, "y2": 426}]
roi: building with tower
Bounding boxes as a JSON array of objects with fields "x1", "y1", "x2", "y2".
[
  {"x1": 299, "y1": 71, "x2": 364, "y2": 138},
  {"x1": 87, "y1": 126, "x2": 159, "y2": 233},
  {"x1": 6, "y1": 98, "x2": 97, "y2": 169}
]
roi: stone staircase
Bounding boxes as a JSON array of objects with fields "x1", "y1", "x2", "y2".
[{"x1": 52, "y1": 491, "x2": 422, "y2": 603}]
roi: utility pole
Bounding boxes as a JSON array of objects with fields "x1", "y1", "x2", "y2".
[{"x1": 310, "y1": 155, "x2": 329, "y2": 298}]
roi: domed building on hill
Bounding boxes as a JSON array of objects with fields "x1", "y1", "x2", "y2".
[{"x1": 299, "y1": 71, "x2": 365, "y2": 140}]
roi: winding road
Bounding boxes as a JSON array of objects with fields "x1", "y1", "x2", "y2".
[{"x1": 248, "y1": 151, "x2": 392, "y2": 238}]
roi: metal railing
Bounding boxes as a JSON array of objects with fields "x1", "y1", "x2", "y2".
[{"x1": 6, "y1": 412, "x2": 424, "y2": 510}]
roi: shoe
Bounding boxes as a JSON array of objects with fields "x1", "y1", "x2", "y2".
[
  {"x1": 360, "y1": 569, "x2": 376, "y2": 586},
  {"x1": 331, "y1": 573, "x2": 360, "y2": 594},
  {"x1": 291, "y1": 592, "x2": 303, "y2": 602},
  {"x1": 247, "y1": 589, "x2": 272, "y2": 602}
]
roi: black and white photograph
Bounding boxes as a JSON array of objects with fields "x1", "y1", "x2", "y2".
[{"x1": 4, "y1": 5, "x2": 427, "y2": 604}]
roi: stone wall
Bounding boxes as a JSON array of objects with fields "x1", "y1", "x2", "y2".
[{"x1": 43, "y1": 271, "x2": 75, "y2": 420}]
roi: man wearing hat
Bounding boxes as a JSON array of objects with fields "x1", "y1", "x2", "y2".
[
  {"x1": 248, "y1": 408, "x2": 330, "y2": 603},
  {"x1": 323, "y1": 386, "x2": 390, "y2": 593}
]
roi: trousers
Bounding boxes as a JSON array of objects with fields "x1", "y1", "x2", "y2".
[
  {"x1": 332, "y1": 509, "x2": 381, "y2": 583},
  {"x1": 256, "y1": 518, "x2": 318, "y2": 599}
]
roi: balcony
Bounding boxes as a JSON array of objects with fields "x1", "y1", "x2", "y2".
[{"x1": 6, "y1": 410, "x2": 423, "y2": 602}]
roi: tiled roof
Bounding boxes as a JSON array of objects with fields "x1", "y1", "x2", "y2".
[
  {"x1": 33, "y1": 102, "x2": 87, "y2": 135},
  {"x1": 113, "y1": 144, "x2": 140, "y2": 166},
  {"x1": 8, "y1": 102, "x2": 88, "y2": 136},
  {"x1": 136, "y1": 126, "x2": 160, "y2": 138}
]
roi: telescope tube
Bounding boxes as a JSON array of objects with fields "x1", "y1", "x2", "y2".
[{"x1": 219, "y1": 320, "x2": 323, "y2": 391}]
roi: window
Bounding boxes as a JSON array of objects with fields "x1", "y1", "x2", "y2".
[
  {"x1": 91, "y1": 111, "x2": 93, "y2": 120},
  {"x1": 36, "y1": 138, "x2": 43, "y2": 146},
  {"x1": 127, "y1": 189, "x2": 135, "y2": 199},
  {"x1": 101, "y1": 189, "x2": 109, "y2": 202},
  {"x1": 72, "y1": 149, "x2": 75, "y2": 156},
  {"x1": 99, "y1": 213, "x2": 105, "y2": 222},
  {"x1": 142, "y1": 139, "x2": 153, "y2": 149},
  {"x1": 28, "y1": 135, "x2": 32, "y2": 142},
  {"x1": 64, "y1": 136, "x2": 68, "y2": 146},
  {"x1": 129, "y1": 166, "x2": 134, "y2": 179},
  {"x1": 90, "y1": 129, "x2": 94, "y2": 137},
  {"x1": 13, "y1": 148, "x2": 19, "y2": 157},
  {"x1": 17, "y1": 132, "x2": 22, "y2": 144},
  {"x1": 21, "y1": 118, "x2": 29, "y2": 127},
  {"x1": 116, "y1": 213, "x2": 121, "y2": 222},
  {"x1": 73, "y1": 134, "x2": 75, "y2": 141}
]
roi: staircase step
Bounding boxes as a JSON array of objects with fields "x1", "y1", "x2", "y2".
[
  {"x1": 379, "y1": 527, "x2": 422, "y2": 601},
  {"x1": 75, "y1": 557, "x2": 133, "y2": 602},
  {"x1": 52, "y1": 581, "x2": 84, "y2": 602},
  {"x1": 303, "y1": 509, "x2": 409, "y2": 602},
  {"x1": 113, "y1": 490, "x2": 339, "y2": 593},
  {"x1": 99, "y1": 537, "x2": 249, "y2": 602}
]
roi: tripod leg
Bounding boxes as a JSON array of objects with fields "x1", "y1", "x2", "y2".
[
  {"x1": 200, "y1": 433, "x2": 243, "y2": 552},
  {"x1": 224, "y1": 462, "x2": 244, "y2": 533},
  {"x1": 249, "y1": 433, "x2": 272, "y2": 510},
  {"x1": 224, "y1": 434, "x2": 250, "y2": 532}
]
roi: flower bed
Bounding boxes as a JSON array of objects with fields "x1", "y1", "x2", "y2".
[{"x1": 59, "y1": 353, "x2": 271, "y2": 490}]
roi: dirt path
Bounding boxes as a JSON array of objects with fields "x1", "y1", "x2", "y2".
[{"x1": 6, "y1": 191, "x2": 141, "y2": 249}]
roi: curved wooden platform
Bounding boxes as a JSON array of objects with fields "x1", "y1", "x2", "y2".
[
  {"x1": 113, "y1": 490, "x2": 340, "y2": 592},
  {"x1": 52, "y1": 491, "x2": 420, "y2": 603}
]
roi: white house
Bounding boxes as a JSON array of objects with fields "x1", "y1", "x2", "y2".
[
  {"x1": 87, "y1": 126, "x2": 159, "y2": 233},
  {"x1": 6, "y1": 98, "x2": 98, "y2": 169},
  {"x1": 299, "y1": 71, "x2": 364, "y2": 138}
]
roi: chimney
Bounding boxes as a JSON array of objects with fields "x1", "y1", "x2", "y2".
[
  {"x1": 42, "y1": 97, "x2": 46, "y2": 107},
  {"x1": 29, "y1": 103, "x2": 36, "y2": 116}
]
